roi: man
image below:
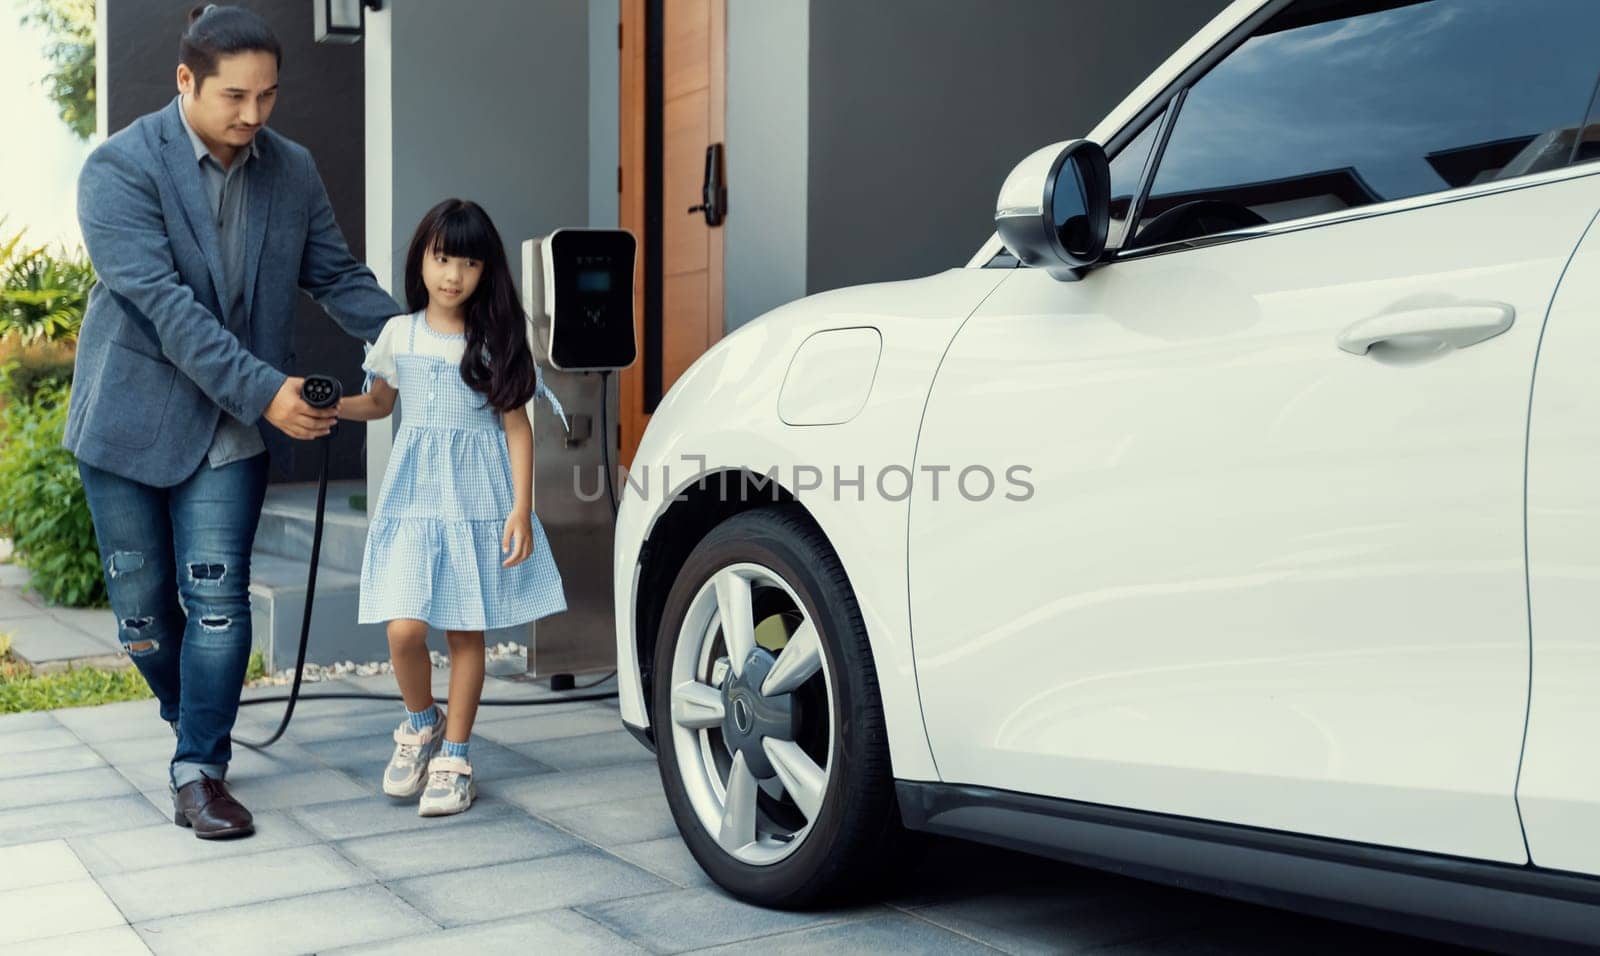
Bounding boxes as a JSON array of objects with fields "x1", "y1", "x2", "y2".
[{"x1": 66, "y1": 4, "x2": 400, "y2": 839}]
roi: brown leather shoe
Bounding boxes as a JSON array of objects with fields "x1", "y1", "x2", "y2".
[{"x1": 172, "y1": 775, "x2": 254, "y2": 839}]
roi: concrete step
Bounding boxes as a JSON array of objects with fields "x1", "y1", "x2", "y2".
[
  {"x1": 248, "y1": 552, "x2": 529, "y2": 671},
  {"x1": 255, "y1": 481, "x2": 370, "y2": 574},
  {"x1": 248, "y1": 552, "x2": 378, "y2": 670}
]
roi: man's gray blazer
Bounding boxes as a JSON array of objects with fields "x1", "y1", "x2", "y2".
[{"x1": 66, "y1": 97, "x2": 401, "y2": 487}]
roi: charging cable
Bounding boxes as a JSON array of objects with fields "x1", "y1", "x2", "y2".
[{"x1": 599, "y1": 369, "x2": 619, "y2": 515}]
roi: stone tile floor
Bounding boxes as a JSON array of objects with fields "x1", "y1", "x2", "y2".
[
  {"x1": 0, "y1": 555, "x2": 122, "y2": 670},
  {"x1": 0, "y1": 673, "x2": 1476, "y2": 954}
]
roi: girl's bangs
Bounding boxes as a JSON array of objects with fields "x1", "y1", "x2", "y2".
[{"x1": 426, "y1": 208, "x2": 496, "y2": 262}]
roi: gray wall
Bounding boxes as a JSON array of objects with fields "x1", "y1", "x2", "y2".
[
  {"x1": 388, "y1": 0, "x2": 589, "y2": 282},
  {"x1": 106, "y1": 0, "x2": 371, "y2": 483},
  {"x1": 380, "y1": 0, "x2": 609, "y2": 673},
  {"x1": 725, "y1": 1, "x2": 809, "y2": 332},
  {"x1": 589, "y1": 0, "x2": 620, "y2": 228},
  {"x1": 805, "y1": 0, "x2": 1230, "y2": 294}
]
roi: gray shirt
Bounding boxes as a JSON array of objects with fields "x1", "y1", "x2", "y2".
[{"x1": 176, "y1": 98, "x2": 267, "y2": 469}]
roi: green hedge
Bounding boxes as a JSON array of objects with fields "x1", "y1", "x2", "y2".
[
  {"x1": 0, "y1": 381, "x2": 104, "y2": 607},
  {"x1": 1, "y1": 350, "x2": 74, "y2": 404},
  {"x1": 0, "y1": 230, "x2": 102, "y2": 608}
]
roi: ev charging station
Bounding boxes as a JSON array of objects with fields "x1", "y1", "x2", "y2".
[
  {"x1": 519, "y1": 229, "x2": 638, "y2": 680},
  {"x1": 524, "y1": 229, "x2": 639, "y2": 373}
]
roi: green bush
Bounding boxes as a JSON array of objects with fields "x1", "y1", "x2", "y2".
[
  {"x1": 0, "y1": 223, "x2": 100, "y2": 608},
  {"x1": 0, "y1": 381, "x2": 104, "y2": 607},
  {"x1": 1, "y1": 350, "x2": 75, "y2": 405}
]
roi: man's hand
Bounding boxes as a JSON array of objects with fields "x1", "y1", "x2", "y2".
[{"x1": 263, "y1": 377, "x2": 337, "y2": 440}]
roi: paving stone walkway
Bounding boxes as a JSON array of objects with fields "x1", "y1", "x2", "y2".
[
  {"x1": 0, "y1": 668, "x2": 1476, "y2": 955},
  {"x1": 0, "y1": 548, "x2": 124, "y2": 671}
]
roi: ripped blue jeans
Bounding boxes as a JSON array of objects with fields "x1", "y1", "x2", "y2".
[{"x1": 78, "y1": 455, "x2": 267, "y2": 789}]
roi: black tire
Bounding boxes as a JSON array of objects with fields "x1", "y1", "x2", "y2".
[{"x1": 651, "y1": 506, "x2": 902, "y2": 908}]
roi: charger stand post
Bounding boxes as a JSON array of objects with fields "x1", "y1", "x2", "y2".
[{"x1": 520, "y1": 230, "x2": 638, "y2": 689}]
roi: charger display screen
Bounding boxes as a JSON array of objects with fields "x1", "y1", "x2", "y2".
[{"x1": 547, "y1": 230, "x2": 637, "y2": 371}]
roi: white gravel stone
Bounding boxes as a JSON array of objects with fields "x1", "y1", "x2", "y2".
[{"x1": 247, "y1": 643, "x2": 527, "y2": 687}]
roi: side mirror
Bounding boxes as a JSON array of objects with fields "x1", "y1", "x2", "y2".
[{"x1": 994, "y1": 140, "x2": 1110, "y2": 281}]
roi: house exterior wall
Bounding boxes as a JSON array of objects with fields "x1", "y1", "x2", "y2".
[
  {"x1": 724, "y1": 1, "x2": 809, "y2": 333},
  {"x1": 367, "y1": 0, "x2": 607, "y2": 671},
  {"x1": 365, "y1": 0, "x2": 593, "y2": 509},
  {"x1": 804, "y1": 0, "x2": 1232, "y2": 294},
  {"x1": 590, "y1": 0, "x2": 621, "y2": 230},
  {"x1": 385, "y1": 0, "x2": 590, "y2": 284}
]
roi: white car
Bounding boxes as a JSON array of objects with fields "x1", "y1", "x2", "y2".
[{"x1": 611, "y1": 0, "x2": 1600, "y2": 948}]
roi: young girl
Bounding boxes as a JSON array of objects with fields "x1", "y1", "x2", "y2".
[{"x1": 339, "y1": 198, "x2": 566, "y2": 817}]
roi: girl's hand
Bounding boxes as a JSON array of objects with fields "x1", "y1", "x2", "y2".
[
  {"x1": 338, "y1": 379, "x2": 397, "y2": 422},
  {"x1": 502, "y1": 509, "x2": 533, "y2": 568},
  {"x1": 334, "y1": 396, "x2": 363, "y2": 421}
]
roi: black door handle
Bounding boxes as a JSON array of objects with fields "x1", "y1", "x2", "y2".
[{"x1": 687, "y1": 143, "x2": 726, "y2": 227}]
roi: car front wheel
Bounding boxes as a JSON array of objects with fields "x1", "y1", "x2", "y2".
[{"x1": 651, "y1": 506, "x2": 901, "y2": 907}]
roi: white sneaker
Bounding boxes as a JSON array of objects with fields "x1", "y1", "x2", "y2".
[
  {"x1": 383, "y1": 713, "x2": 444, "y2": 798},
  {"x1": 417, "y1": 755, "x2": 476, "y2": 817}
]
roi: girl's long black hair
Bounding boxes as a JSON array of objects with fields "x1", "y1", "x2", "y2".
[{"x1": 403, "y1": 199, "x2": 537, "y2": 413}]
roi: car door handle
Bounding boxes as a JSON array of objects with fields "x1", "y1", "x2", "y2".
[{"x1": 1337, "y1": 303, "x2": 1515, "y2": 355}]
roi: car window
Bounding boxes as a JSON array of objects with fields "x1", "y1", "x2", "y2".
[
  {"x1": 1106, "y1": 111, "x2": 1164, "y2": 249},
  {"x1": 1127, "y1": 0, "x2": 1600, "y2": 250},
  {"x1": 1576, "y1": 88, "x2": 1600, "y2": 167}
]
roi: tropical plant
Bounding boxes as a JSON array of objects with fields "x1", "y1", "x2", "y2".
[{"x1": 0, "y1": 225, "x2": 95, "y2": 346}]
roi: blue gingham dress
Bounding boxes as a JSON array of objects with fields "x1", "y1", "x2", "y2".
[{"x1": 358, "y1": 313, "x2": 567, "y2": 630}]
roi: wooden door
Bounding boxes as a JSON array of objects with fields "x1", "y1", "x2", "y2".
[{"x1": 620, "y1": 0, "x2": 725, "y2": 468}]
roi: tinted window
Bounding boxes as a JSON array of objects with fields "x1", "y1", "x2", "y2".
[
  {"x1": 1107, "y1": 111, "x2": 1163, "y2": 248},
  {"x1": 1576, "y1": 85, "x2": 1600, "y2": 166},
  {"x1": 1130, "y1": 0, "x2": 1600, "y2": 248}
]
